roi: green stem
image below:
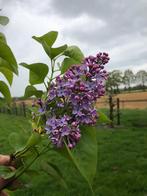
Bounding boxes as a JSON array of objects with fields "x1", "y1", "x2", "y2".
[
  {"x1": 44, "y1": 81, "x2": 48, "y2": 91},
  {"x1": 50, "y1": 59, "x2": 55, "y2": 81},
  {"x1": 14, "y1": 153, "x2": 39, "y2": 180},
  {"x1": 14, "y1": 146, "x2": 32, "y2": 158},
  {"x1": 37, "y1": 116, "x2": 41, "y2": 127},
  {"x1": 14, "y1": 143, "x2": 51, "y2": 181}
]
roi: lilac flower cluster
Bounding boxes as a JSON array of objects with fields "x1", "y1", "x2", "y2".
[
  {"x1": 45, "y1": 115, "x2": 81, "y2": 148},
  {"x1": 45, "y1": 53, "x2": 109, "y2": 148}
]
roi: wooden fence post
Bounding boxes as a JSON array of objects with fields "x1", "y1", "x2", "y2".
[
  {"x1": 7, "y1": 104, "x2": 11, "y2": 115},
  {"x1": 13, "y1": 102, "x2": 18, "y2": 115},
  {"x1": 109, "y1": 95, "x2": 114, "y2": 127},
  {"x1": 22, "y1": 102, "x2": 26, "y2": 117},
  {"x1": 116, "y1": 98, "x2": 120, "y2": 125}
]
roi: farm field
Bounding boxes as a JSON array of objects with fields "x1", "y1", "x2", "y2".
[
  {"x1": 5, "y1": 91, "x2": 146, "y2": 117},
  {"x1": 0, "y1": 109, "x2": 147, "y2": 196},
  {"x1": 96, "y1": 91, "x2": 147, "y2": 109},
  {"x1": 13, "y1": 91, "x2": 147, "y2": 110}
]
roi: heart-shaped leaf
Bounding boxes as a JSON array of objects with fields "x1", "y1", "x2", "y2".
[
  {"x1": 20, "y1": 63, "x2": 49, "y2": 85},
  {"x1": 32, "y1": 31, "x2": 58, "y2": 47},
  {"x1": 64, "y1": 46, "x2": 84, "y2": 63},
  {"x1": 32, "y1": 31, "x2": 66, "y2": 60},
  {"x1": 49, "y1": 44, "x2": 67, "y2": 59},
  {"x1": 61, "y1": 57, "x2": 79, "y2": 74},
  {"x1": 24, "y1": 85, "x2": 43, "y2": 98}
]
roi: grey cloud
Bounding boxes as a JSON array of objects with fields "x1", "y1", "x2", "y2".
[
  {"x1": 51, "y1": 0, "x2": 147, "y2": 47},
  {"x1": 51, "y1": 0, "x2": 147, "y2": 26},
  {"x1": 0, "y1": 0, "x2": 147, "y2": 96},
  {"x1": 110, "y1": 49, "x2": 147, "y2": 69},
  {"x1": 50, "y1": 0, "x2": 147, "y2": 70}
]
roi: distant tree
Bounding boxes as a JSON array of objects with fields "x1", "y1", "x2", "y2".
[
  {"x1": 135, "y1": 70, "x2": 147, "y2": 90},
  {"x1": 106, "y1": 72, "x2": 114, "y2": 94},
  {"x1": 106, "y1": 70, "x2": 123, "y2": 94},
  {"x1": 123, "y1": 69, "x2": 135, "y2": 90}
]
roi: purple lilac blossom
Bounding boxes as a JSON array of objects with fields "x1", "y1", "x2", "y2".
[
  {"x1": 44, "y1": 53, "x2": 109, "y2": 148},
  {"x1": 45, "y1": 115, "x2": 81, "y2": 148}
]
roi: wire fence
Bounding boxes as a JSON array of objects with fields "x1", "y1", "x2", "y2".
[
  {"x1": 0, "y1": 102, "x2": 28, "y2": 117},
  {"x1": 0, "y1": 97, "x2": 147, "y2": 126},
  {"x1": 96, "y1": 97, "x2": 147, "y2": 126}
]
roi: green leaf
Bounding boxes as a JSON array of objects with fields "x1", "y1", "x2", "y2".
[
  {"x1": 97, "y1": 110, "x2": 111, "y2": 125},
  {"x1": 0, "y1": 57, "x2": 13, "y2": 72},
  {"x1": 41, "y1": 41, "x2": 51, "y2": 58},
  {"x1": 0, "y1": 41, "x2": 18, "y2": 74},
  {"x1": 32, "y1": 31, "x2": 58, "y2": 47},
  {"x1": 32, "y1": 31, "x2": 66, "y2": 59},
  {"x1": 24, "y1": 85, "x2": 43, "y2": 98},
  {"x1": 26, "y1": 132, "x2": 41, "y2": 149},
  {"x1": 41, "y1": 161, "x2": 68, "y2": 189},
  {"x1": 39, "y1": 44, "x2": 67, "y2": 60},
  {"x1": 24, "y1": 169, "x2": 40, "y2": 178},
  {"x1": 0, "y1": 32, "x2": 7, "y2": 43},
  {"x1": 49, "y1": 44, "x2": 67, "y2": 59},
  {"x1": 64, "y1": 45, "x2": 84, "y2": 63},
  {"x1": 0, "y1": 15, "x2": 9, "y2": 26},
  {"x1": 0, "y1": 67, "x2": 13, "y2": 85},
  {"x1": 0, "y1": 81, "x2": 11, "y2": 102},
  {"x1": 61, "y1": 57, "x2": 79, "y2": 74},
  {"x1": 20, "y1": 63, "x2": 49, "y2": 85},
  {"x1": 58, "y1": 126, "x2": 97, "y2": 194}
]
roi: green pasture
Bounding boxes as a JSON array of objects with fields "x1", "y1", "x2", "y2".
[{"x1": 0, "y1": 109, "x2": 147, "y2": 196}]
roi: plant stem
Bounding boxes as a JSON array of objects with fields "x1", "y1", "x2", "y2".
[
  {"x1": 4, "y1": 142, "x2": 51, "y2": 191},
  {"x1": 16, "y1": 143, "x2": 50, "y2": 178},
  {"x1": 50, "y1": 59, "x2": 55, "y2": 82},
  {"x1": 44, "y1": 81, "x2": 48, "y2": 91},
  {"x1": 14, "y1": 153, "x2": 39, "y2": 180}
]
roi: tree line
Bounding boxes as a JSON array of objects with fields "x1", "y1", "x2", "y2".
[{"x1": 106, "y1": 69, "x2": 147, "y2": 94}]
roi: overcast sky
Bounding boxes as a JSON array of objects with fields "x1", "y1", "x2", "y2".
[{"x1": 0, "y1": 0, "x2": 147, "y2": 96}]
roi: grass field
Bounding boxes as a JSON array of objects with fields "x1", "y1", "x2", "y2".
[{"x1": 0, "y1": 110, "x2": 147, "y2": 196}]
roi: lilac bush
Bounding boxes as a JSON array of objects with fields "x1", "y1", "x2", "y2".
[{"x1": 0, "y1": 28, "x2": 110, "y2": 195}]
